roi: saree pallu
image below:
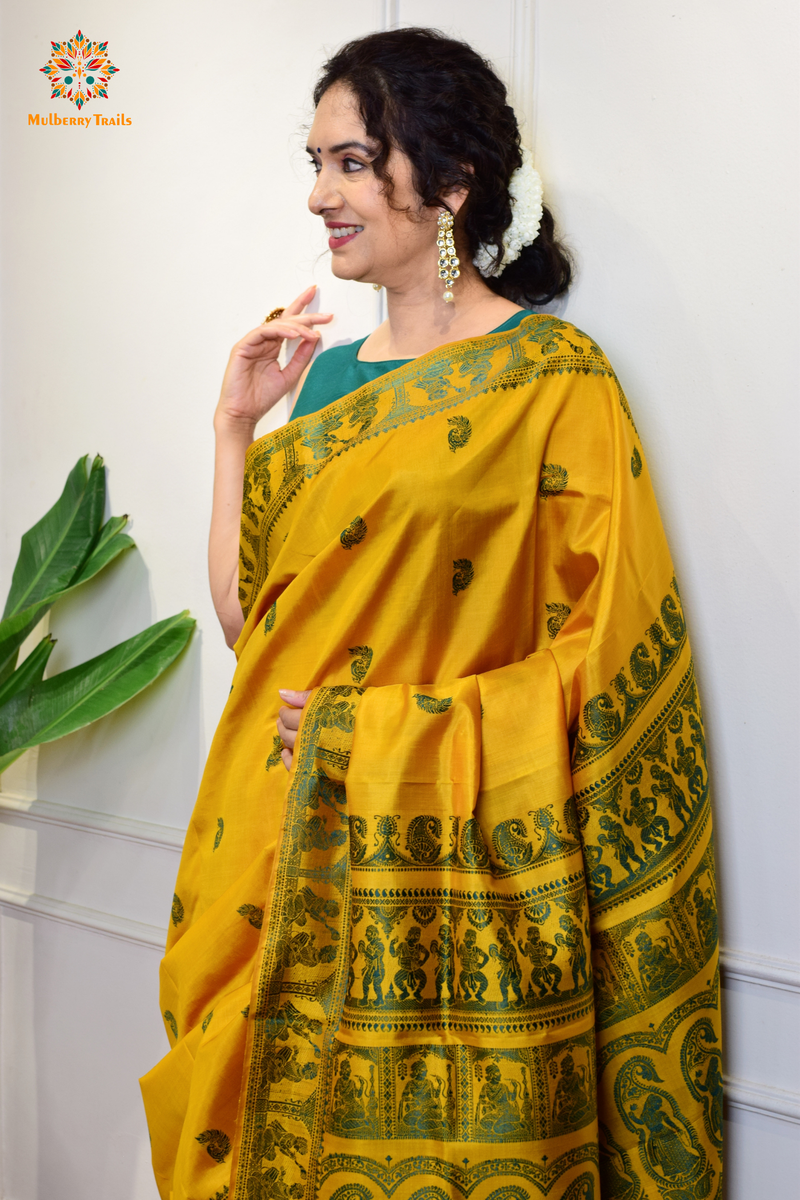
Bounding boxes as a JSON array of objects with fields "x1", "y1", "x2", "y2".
[{"x1": 141, "y1": 315, "x2": 722, "y2": 1200}]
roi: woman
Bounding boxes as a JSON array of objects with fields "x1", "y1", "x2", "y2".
[{"x1": 141, "y1": 28, "x2": 721, "y2": 1200}]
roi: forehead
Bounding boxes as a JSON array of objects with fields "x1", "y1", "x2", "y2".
[{"x1": 308, "y1": 83, "x2": 369, "y2": 148}]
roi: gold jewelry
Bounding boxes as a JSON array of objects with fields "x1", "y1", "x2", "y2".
[
  {"x1": 437, "y1": 211, "x2": 460, "y2": 303},
  {"x1": 372, "y1": 284, "x2": 383, "y2": 292},
  {"x1": 263, "y1": 307, "x2": 285, "y2": 323}
]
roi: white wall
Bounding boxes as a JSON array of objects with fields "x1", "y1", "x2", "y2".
[
  {"x1": 0, "y1": 1, "x2": 797, "y2": 1196},
  {"x1": 531, "y1": 0, "x2": 800, "y2": 1186}
]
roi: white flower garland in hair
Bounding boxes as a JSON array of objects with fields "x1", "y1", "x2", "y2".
[{"x1": 473, "y1": 147, "x2": 544, "y2": 278}]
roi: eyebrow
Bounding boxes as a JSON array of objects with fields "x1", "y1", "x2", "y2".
[{"x1": 306, "y1": 141, "x2": 375, "y2": 157}]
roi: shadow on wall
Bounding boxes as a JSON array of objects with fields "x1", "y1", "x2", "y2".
[{"x1": 36, "y1": 543, "x2": 203, "y2": 831}]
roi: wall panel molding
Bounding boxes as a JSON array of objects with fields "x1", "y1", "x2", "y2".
[
  {"x1": 0, "y1": 790, "x2": 184, "y2": 851},
  {"x1": 725, "y1": 1075, "x2": 800, "y2": 1125},
  {"x1": 509, "y1": 0, "x2": 536, "y2": 137},
  {"x1": 0, "y1": 885, "x2": 167, "y2": 951},
  {"x1": 720, "y1": 947, "x2": 800, "y2": 995}
]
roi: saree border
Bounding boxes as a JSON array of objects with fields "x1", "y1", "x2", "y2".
[
  {"x1": 232, "y1": 686, "x2": 358, "y2": 1200},
  {"x1": 316, "y1": 1143, "x2": 599, "y2": 1197}
]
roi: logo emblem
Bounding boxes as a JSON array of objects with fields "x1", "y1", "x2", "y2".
[{"x1": 39, "y1": 30, "x2": 118, "y2": 111}]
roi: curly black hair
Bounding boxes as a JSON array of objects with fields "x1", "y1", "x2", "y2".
[{"x1": 313, "y1": 27, "x2": 572, "y2": 308}]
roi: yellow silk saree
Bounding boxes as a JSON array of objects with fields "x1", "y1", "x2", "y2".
[{"x1": 141, "y1": 314, "x2": 722, "y2": 1200}]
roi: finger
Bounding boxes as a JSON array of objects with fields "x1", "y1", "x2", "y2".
[
  {"x1": 276, "y1": 720, "x2": 297, "y2": 749},
  {"x1": 240, "y1": 321, "x2": 321, "y2": 348},
  {"x1": 281, "y1": 338, "x2": 319, "y2": 391},
  {"x1": 278, "y1": 706, "x2": 301, "y2": 731},
  {"x1": 279, "y1": 689, "x2": 312, "y2": 708},
  {"x1": 280, "y1": 312, "x2": 334, "y2": 327},
  {"x1": 257, "y1": 321, "x2": 322, "y2": 342},
  {"x1": 281, "y1": 748, "x2": 293, "y2": 771},
  {"x1": 283, "y1": 284, "x2": 318, "y2": 318}
]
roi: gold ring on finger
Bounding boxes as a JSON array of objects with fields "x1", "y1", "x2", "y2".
[{"x1": 264, "y1": 307, "x2": 285, "y2": 323}]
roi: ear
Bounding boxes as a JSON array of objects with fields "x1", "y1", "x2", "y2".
[
  {"x1": 442, "y1": 184, "x2": 470, "y2": 217},
  {"x1": 443, "y1": 162, "x2": 474, "y2": 217}
]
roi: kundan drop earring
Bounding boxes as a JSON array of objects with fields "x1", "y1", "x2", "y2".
[{"x1": 437, "y1": 211, "x2": 460, "y2": 303}]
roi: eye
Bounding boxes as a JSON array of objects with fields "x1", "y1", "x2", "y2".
[
  {"x1": 307, "y1": 157, "x2": 321, "y2": 175},
  {"x1": 342, "y1": 157, "x2": 365, "y2": 174}
]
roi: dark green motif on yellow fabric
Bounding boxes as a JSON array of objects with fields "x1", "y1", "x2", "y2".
[
  {"x1": 347, "y1": 807, "x2": 580, "y2": 881},
  {"x1": 447, "y1": 414, "x2": 472, "y2": 452},
  {"x1": 242, "y1": 449, "x2": 270, "y2": 525},
  {"x1": 341, "y1": 516, "x2": 368, "y2": 549},
  {"x1": 196, "y1": 1129, "x2": 231, "y2": 1164},
  {"x1": 241, "y1": 1006, "x2": 249, "y2": 1019},
  {"x1": 573, "y1": 580, "x2": 688, "y2": 771},
  {"x1": 324, "y1": 1033, "x2": 595, "y2": 1144},
  {"x1": 681, "y1": 1018, "x2": 723, "y2": 1149},
  {"x1": 414, "y1": 694, "x2": 453, "y2": 715},
  {"x1": 239, "y1": 453, "x2": 269, "y2": 600},
  {"x1": 577, "y1": 668, "x2": 710, "y2": 921},
  {"x1": 266, "y1": 734, "x2": 284, "y2": 771},
  {"x1": 209, "y1": 1188, "x2": 229, "y2": 1200},
  {"x1": 202, "y1": 1009, "x2": 214, "y2": 1032},
  {"x1": 599, "y1": 1122, "x2": 643, "y2": 1199},
  {"x1": 163, "y1": 1009, "x2": 177, "y2": 1040},
  {"x1": 452, "y1": 559, "x2": 474, "y2": 595},
  {"x1": 615, "y1": 1057, "x2": 716, "y2": 1196},
  {"x1": 546, "y1": 602, "x2": 571, "y2": 639},
  {"x1": 238, "y1": 903, "x2": 264, "y2": 930},
  {"x1": 343, "y1": 877, "x2": 592, "y2": 1036},
  {"x1": 239, "y1": 546, "x2": 254, "y2": 604},
  {"x1": 316, "y1": 1147, "x2": 599, "y2": 1198},
  {"x1": 457, "y1": 347, "x2": 496, "y2": 390},
  {"x1": 631, "y1": 447, "x2": 643, "y2": 478},
  {"x1": 524, "y1": 317, "x2": 571, "y2": 356},
  {"x1": 590, "y1": 843, "x2": 717, "y2": 1030},
  {"x1": 415, "y1": 358, "x2": 462, "y2": 403},
  {"x1": 214, "y1": 817, "x2": 224, "y2": 851},
  {"x1": 171, "y1": 893, "x2": 184, "y2": 927},
  {"x1": 263, "y1": 601, "x2": 277, "y2": 634},
  {"x1": 539, "y1": 464, "x2": 569, "y2": 499},
  {"x1": 349, "y1": 645, "x2": 373, "y2": 684},
  {"x1": 302, "y1": 414, "x2": 343, "y2": 461},
  {"x1": 597, "y1": 968, "x2": 719, "y2": 1079},
  {"x1": 250, "y1": 1122, "x2": 310, "y2": 1183}
]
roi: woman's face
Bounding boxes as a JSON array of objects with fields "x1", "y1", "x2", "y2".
[{"x1": 307, "y1": 84, "x2": 440, "y2": 289}]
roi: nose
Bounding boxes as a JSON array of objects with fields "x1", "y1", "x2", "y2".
[{"x1": 308, "y1": 165, "x2": 342, "y2": 216}]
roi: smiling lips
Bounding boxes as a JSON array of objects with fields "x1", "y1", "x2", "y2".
[{"x1": 327, "y1": 223, "x2": 363, "y2": 249}]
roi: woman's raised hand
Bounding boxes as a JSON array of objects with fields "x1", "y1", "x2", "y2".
[{"x1": 215, "y1": 285, "x2": 333, "y2": 430}]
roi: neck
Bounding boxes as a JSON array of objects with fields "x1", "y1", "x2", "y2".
[{"x1": 360, "y1": 265, "x2": 522, "y2": 361}]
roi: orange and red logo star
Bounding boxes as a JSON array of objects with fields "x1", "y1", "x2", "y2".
[{"x1": 40, "y1": 30, "x2": 119, "y2": 111}]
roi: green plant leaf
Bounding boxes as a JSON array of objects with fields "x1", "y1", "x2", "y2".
[
  {"x1": 0, "y1": 477, "x2": 133, "y2": 686},
  {"x1": 70, "y1": 516, "x2": 134, "y2": 587},
  {"x1": 0, "y1": 611, "x2": 195, "y2": 773},
  {"x1": 0, "y1": 604, "x2": 50, "y2": 684},
  {"x1": 3, "y1": 455, "x2": 105, "y2": 620},
  {"x1": 0, "y1": 635, "x2": 55, "y2": 708}
]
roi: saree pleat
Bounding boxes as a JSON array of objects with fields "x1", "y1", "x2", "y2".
[{"x1": 141, "y1": 315, "x2": 721, "y2": 1200}]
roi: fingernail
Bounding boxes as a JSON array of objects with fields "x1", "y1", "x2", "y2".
[{"x1": 278, "y1": 689, "x2": 299, "y2": 698}]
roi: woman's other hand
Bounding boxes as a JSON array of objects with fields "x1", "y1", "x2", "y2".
[
  {"x1": 277, "y1": 689, "x2": 312, "y2": 770},
  {"x1": 215, "y1": 285, "x2": 333, "y2": 430}
]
